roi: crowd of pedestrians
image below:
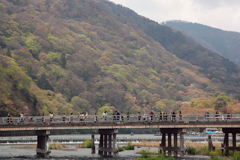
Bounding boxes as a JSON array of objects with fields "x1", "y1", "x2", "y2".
[{"x1": 4, "y1": 110, "x2": 233, "y2": 124}]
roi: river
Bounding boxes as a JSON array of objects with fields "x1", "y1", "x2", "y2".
[{"x1": 0, "y1": 134, "x2": 211, "y2": 160}]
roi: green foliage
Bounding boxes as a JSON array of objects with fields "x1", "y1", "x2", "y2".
[
  {"x1": 36, "y1": 74, "x2": 54, "y2": 91},
  {"x1": 139, "y1": 90, "x2": 152, "y2": 102},
  {"x1": 51, "y1": 65, "x2": 66, "y2": 79},
  {"x1": 139, "y1": 150, "x2": 150, "y2": 158},
  {"x1": 46, "y1": 52, "x2": 61, "y2": 64},
  {"x1": 162, "y1": 99, "x2": 176, "y2": 110},
  {"x1": 47, "y1": 33, "x2": 59, "y2": 45},
  {"x1": 71, "y1": 96, "x2": 91, "y2": 113},
  {"x1": 232, "y1": 151, "x2": 240, "y2": 160},
  {"x1": 97, "y1": 105, "x2": 113, "y2": 115},
  {"x1": 108, "y1": 64, "x2": 135, "y2": 82},
  {"x1": 196, "y1": 146, "x2": 209, "y2": 155},
  {"x1": 154, "y1": 101, "x2": 166, "y2": 112},
  {"x1": 0, "y1": 3, "x2": 6, "y2": 12},
  {"x1": 147, "y1": 68, "x2": 158, "y2": 76},
  {"x1": 1, "y1": 0, "x2": 240, "y2": 117},
  {"x1": 83, "y1": 139, "x2": 92, "y2": 148},
  {"x1": 209, "y1": 151, "x2": 223, "y2": 160},
  {"x1": 118, "y1": 144, "x2": 135, "y2": 152},
  {"x1": 25, "y1": 34, "x2": 42, "y2": 58},
  {"x1": 173, "y1": 67, "x2": 181, "y2": 74},
  {"x1": 187, "y1": 146, "x2": 197, "y2": 155},
  {"x1": 119, "y1": 142, "x2": 135, "y2": 151},
  {"x1": 214, "y1": 95, "x2": 233, "y2": 110}
]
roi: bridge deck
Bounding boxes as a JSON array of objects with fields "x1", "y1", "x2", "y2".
[{"x1": 0, "y1": 114, "x2": 239, "y2": 131}]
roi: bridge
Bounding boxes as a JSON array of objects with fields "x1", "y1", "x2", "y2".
[{"x1": 1, "y1": 114, "x2": 240, "y2": 158}]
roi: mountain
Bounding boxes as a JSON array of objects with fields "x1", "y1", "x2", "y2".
[
  {"x1": 0, "y1": 0, "x2": 240, "y2": 117},
  {"x1": 162, "y1": 20, "x2": 240, "y2": 66}
]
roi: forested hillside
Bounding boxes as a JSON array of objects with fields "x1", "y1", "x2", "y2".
[
  {"x1": 162, "y1": 20, "x2": 240, "y2": 66},
  {"x1": 100, "y1": 0, "x2": 240, "y2": 90},
  {"x1": 0, "y1": 0, "x2": 240, "y2": 117}
]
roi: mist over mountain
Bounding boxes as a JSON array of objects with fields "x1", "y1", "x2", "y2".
[
  {"x1": 0, "y1": 0, "x2": 240, "y2": 118},
  {"x1": 162, "y1": 20, "x2": 240, "y2": 66}
]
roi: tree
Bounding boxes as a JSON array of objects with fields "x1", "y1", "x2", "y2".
[
  {"x1": 214, "y1": 95, "x2": 233, "y2": 111},
  {"x1": 153, "y1": 101, "x2": 166, "y2": 112},
  {"x1": 97, "y1": 105, "x2": 113, "y2": 115},
  {"x1": 71, "y1": 96, "x2": 91, "y2": 114}
]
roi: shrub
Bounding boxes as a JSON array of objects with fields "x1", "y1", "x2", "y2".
[
  {"x1": 83, "y1": 139, "x2": 92, "y2": 148},
  {"x1": 209, "y1": 151, "x2": 223, "y2": 160},
  {"x1": 196, "y1": 146, "x2": 209, "y2": 155},
  {"x1": 187, "y1": 146, "x2": 197, "y2": 155},
  {"x1": 140, "y1": 150, "x2": 150, "y2": 158},
  {"x1": 232, "y1": 151, "x2": 240, "y2": 160},
  {"x1": 118, "y1": 146, "x2": 124, "y2": 152}
]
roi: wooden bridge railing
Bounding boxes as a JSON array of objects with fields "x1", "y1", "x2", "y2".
[{"x1": 0, "y1": 114, "x2": 238, "y2": 126}]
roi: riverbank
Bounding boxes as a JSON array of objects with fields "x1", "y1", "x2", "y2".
[{"x1": 2, "y1": 134, "x2": 239, "y2": 159}]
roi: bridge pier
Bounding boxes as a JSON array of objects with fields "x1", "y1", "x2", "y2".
[
  {"x1": 222, "y1": 128, "x2": 240, "y2": 156},
  {"x1": 98, "y1": 129, "x2": 118, "y2": 157},
  {"x1": 36, "y1": 130, "x2": 51, "y2": 158},
  {"x1": 160, "y1": 128, "x2": 186, "y2": 158}
]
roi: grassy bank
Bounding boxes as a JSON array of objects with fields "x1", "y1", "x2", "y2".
[
  {"x1": 49, "y1": 143, "x2": 67, "y2": 150},
  {"x1": 78, "y1": 139, "x2": 92, "y2": 148},
  {"x1": 118, "y1": 142, "x2": 135, "y2": 151},
  {"x1": 135, "y1": 149, "x2": 240, "y2": 160},
  {"x1": 133, "y1": 141, "x2": 240, "y2": 160}
]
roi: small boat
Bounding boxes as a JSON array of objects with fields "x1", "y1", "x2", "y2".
[{"x1": 131, "y1": 132, "x2": 134, "y2": 136}]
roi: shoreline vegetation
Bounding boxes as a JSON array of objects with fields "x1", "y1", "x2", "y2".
[
  {"x1": 118, "y1": 142, "x2": 135, "y2": 152},
  {"x1": 78, "y1": 139, "x2": 92, "y2": 148},
  {"x1": 133, "y1": 141, "x2": 240, "y2": 160}
]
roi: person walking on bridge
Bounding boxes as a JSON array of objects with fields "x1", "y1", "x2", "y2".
[
  {"x1": 127, "y1": 112, "x2": 130, "y2": 121},
  {"x1": 172, "y1": 111, "x2": 176, "y2": 122},
  {"x1": 121, "y1": 111, "x2": 124, "y2": 122},
  {"x1": 7, "y1": 114, "x2": 10, "y2": 123},
  {"x1": 70, "y1": 113, "x2": 73, "y2": 123},
  {"x1": 138, "y1": 112, "x2": 141, "y2": 121},
  {"x1": 62, "y1": 113, "x2": 66, "y2": 122},
  {"x1": 159, "y1": 111, "x2": 162, "y2": 121},
  {"x1": 50, "y1": 112, "x2": 53, "y2": 122},
  {"x1": 78, "y1": 112, "x2": 81, "y2": 121},
  {"x1": 206, "y1": 110, "x2": 209, "y2": 120},
  {"x1": 179, "y1": 111, "x2": 182, "y2": 120},
  {"x1": 85, "y1": 112, "x2": 88, "y2": 121},
  {"x1": 42, "y1": 113, "x2": 45, "y2": 123},
  {"x1": 20, "y1": 112, "x2": 24, "y2": 122},
  {"x1": 215, "y1": 111, "x2": 220, "y2": 121},
  {"x1": 95, "y1": 113, "x2": 98, "y2": 123},
  {"x1": 103, "y1": 111, "x2": 107, "y2": 121},
  {"x1": 150, "y1": 111, "x2": 154, "y2": 121}
]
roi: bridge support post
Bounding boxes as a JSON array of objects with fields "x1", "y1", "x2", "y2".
[
  {"x1": 91, "y1": 135, "x2": 95, "y2": 154},
  {"x1": 180, "y1": 132, "x2": 184, "y2": 158},
  {"x1": 160, "y1": 133, "x2": 166, "y2": 156},
  {"x1": 168, "y1": 133, "x2": 171, "y2": 156},
  {"x1": 160, "y1": 128, "x2": 186, "y2": 158},
  {"x1": 36, "y1": 130, "x2": 51, "y2": 158},
  {"x1": 174, "y1": 133, "x2": 178, "y2": 157},
  {"x1": 98, "y1": 129, "x2": 118, "y2": 157},
  {"x1": 99, "y1": 134, "x2": 103, "y2": 155},
  {"x1": 222, "y1": 128, "x2": 240, "y2": 156}
]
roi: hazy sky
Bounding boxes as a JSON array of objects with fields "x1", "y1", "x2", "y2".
[{"x1": 109, "y1": 0, "x2": 240, "y2": 33}]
